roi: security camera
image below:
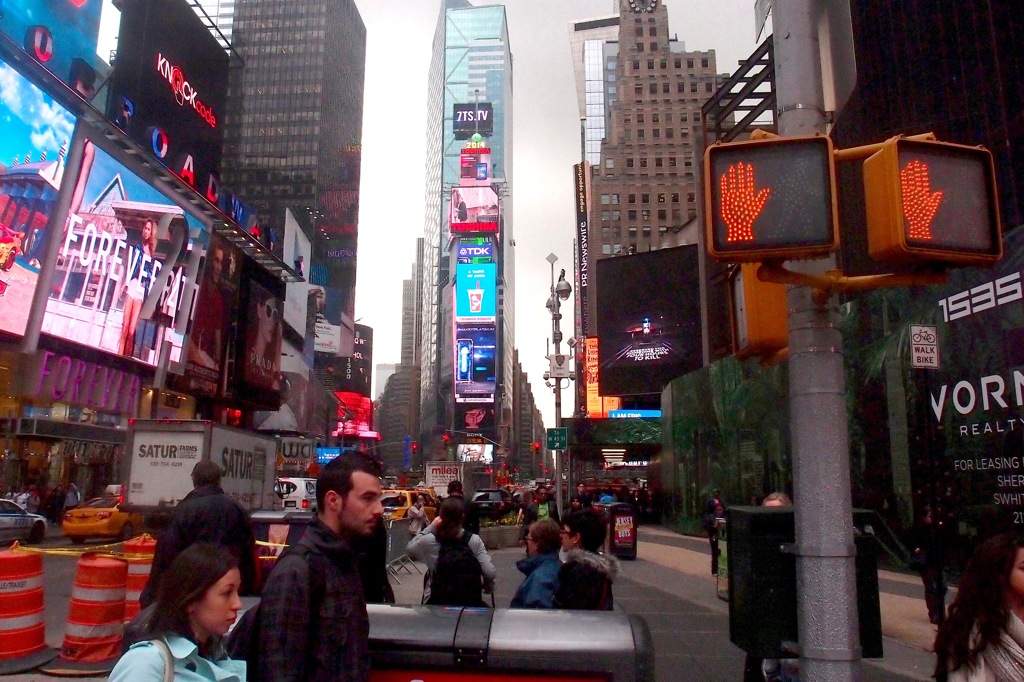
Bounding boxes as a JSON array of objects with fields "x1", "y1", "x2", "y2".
[{"x1": 543, "y1": 371, "x2": 551, "y2": 381}]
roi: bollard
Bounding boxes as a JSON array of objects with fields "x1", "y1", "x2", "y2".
[
  {"x1": 123, "y1": 534, "x2": 157, "y2": 623},
  {"x1": 40, "y1": 553, "x2": 128, "y2": 677},
  {"x1": 0, "y1": 545, "x2": 58, "y2": 674}
]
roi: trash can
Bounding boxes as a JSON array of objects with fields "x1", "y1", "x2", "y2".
[
  {"x1": 608, "y1": 503, "x2": 638, "y2": 560},
  {"x1": 368, "y1": 605, "x2": 654, "y2": 682}
]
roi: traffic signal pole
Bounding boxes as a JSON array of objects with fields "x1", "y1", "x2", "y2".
[{"x1": 774, "y1": 1, "x2": 861, "y2": 679}]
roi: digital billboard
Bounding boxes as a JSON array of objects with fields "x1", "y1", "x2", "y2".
[
  {"x1": 455, "y1": 263, "x2": 496, "y2": 322},
  {"x1": 180, "y1": 233, "x2": 241, "y2": 396},
  {"x1": 453, "y1": 103, "x2": 493, "y2": 139},
  {"x1": 459, "y1": 149, "x2": 491, "y2": 186},
  {"x1": 456, "y1": 238, "x2": 493, "y2": 262},
  {"x1": 335, "y1": 390, "x2": 376, "y2": 439},
  {"x1": 596, "y1": 245, "x2": 702, "y2": 396},
  {"x1": 456, "y1": 403, "x2": 496, "y2": 438},
  {"x1": 457, "y1": 443, "x2": 494, "y2": 464},
  {"x1": 281, "y1": 208, "x2": 312, "y2": 340},
  {"x1": 240, "y1": 277, "x2": 283, "y2": 394},
  {"x1": 42, "y1": 140, "x2": 207, "y2": 366},
  {"x1": 331, "y1": 324, "x2": 373, "y2": 397},
  {"x1": 254, "y1": 339, "x2": 315, "y2": 434},
  {"x1": 105, "y1": 0, "x2": 229, "y2": 194},
  {"x1": 0, "y1": 57, "x2": 77, "y2": 338},
  {"x1": 450, "y1": 186, "x2": 499, "y2": 234},
  {"x1": 454, "y1": 322, "x2": 496, "y2": 403},
  {"x1": 0, "y1": 0, "x2": 108, "y2": 103}
]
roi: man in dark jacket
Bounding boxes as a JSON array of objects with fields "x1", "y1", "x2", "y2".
[
  {"x1": 519, "y1": 487, "x2": 560, "y2": 542},
  {"x1": 258, "y1": 455, "x2": 383, "y2": 682},
  {"x1": 141, "y1": 460, "x2": 256, "y2": 607},
  {"x1": 554, "y1": 509, "x2": 619, "y2": 610}
]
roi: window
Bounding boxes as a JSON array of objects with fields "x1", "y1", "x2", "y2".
[
  {"x1": 681, "y1": 113, "x2": 689, "y2": 121},
  {"x1": 687, "y1": 192, "x2": 696, "y2": 204},
  {"x1": 665, "y1": 113, "x2": 672, "y2": 122},
  {"x1": 637, "y1": 114, "x2": 645, "y2": 123},
  {"x1": 672, "y1": 193, "x2": 680, "y2": 203},
  {"x1": 648, "y1": 59, "x2": 655, "y2": 69},
  {"x1": 662, "y1": 83, "x2": 669, "y2": 94},
  {"x1": 649, "y1": 83, "x2": 657, "y2": 94},
  {"x1": 655, "y1": 157, "x2": 663, "y2": 167},
  {"x1": 643, "y1": 226, "x2": 652, "y2": 236},
  {"x1": 634, "y1": 85, "x2": 643, "y2": 96},
  {"x1": 605, "y1": 158, "x2": 614, "y2": 168},
  {"x1": 602, "y1": 244, "x2": 612, "y2": 255},
  {"x1": 613, "y1": 243, "x2": 622, "y2": 254},
  {"x1": 628, "y1": 194, "x2": 636, "y2": 203},
  {"x1": 702, "y1": 58, "x2": 709, "y2": 68},
  {"x1": 690, "y1": 82, "x2": 698, "y2": 92},
  {"x1": 601, "y1": 194, "x2": 611, "y2": 205},
  {"x1": 608, "y1": 85, "x2": 617, "y2": 94},
  {"x1": 650, "y1": 42, "x2": 657, "y2": 51},
  {"x1": 652, "y1": 113, "x2": 660, "y2": 123},
  {"x1": 649, "y1": 27, "x2": 657, "y2": 37},
  {"x1": 653, "y1": 128, "x2": 661, "y2": 138},
  {"x1": 657, "y1": 209, "x2": 667, "y2": 220},
  {"x1": 626, "y1": 158, "x2": 635, "y2": 168},
  {"x1": 677, "y1": 82, "x2": 685, "y2": 93},
  {"x1": 706, "y1": 82, "x2": 713, "y2": 92},
  {"x1": 624, "y1": 130, "x2": 633, "y2": 141},
  {"x1": 687, "y1": 59, "x2": 694, "y2": 68},
  {"x1": 668, "y1": 156, "x2": 676, "y2": 166},
  {"x1": 638, "y1": 129, "x2": 646, "y2": 139},
  {"x1": 675, "y1": 58, "x2": 682, "y2": 68},
  {"x1": 611, "y1": 194, "x2": 620, "y2": 203},
  {"x1": 629, "y1": 227, "x2": 638, "y2": 236},
  {"x1": 611, "y1": 210, "x2": 620, "y2": 220},
  {"x1": 642, "y1": 193, "x2": 650, "y2": 203},
  {"x1": 624, "y1": 115, "x2": 632, "y2": 124},
  {"x1": 637, "y1": 42, "x2": 644, "y2": 52},
  {"x1": 632, "y1": 60, "x2": 640, "y2": 70},
  {"x1": 658, "y1": 193, "x2": 667, "y2": 203},
  {"x1": 601, "y1": 211, "x2": 610, "y2": 221},
  {"x1": 684, "y1": 157, "x2": 693, "y2": 167},
  {"x1": 628, "y1": 210, "x2": 637, "y2": 220},
  {"x1": 635, "y1": 27, "x2": 644, "y2": 37},
  {"x1": 659, "y1": 59, "x2": 667, "y2": 69},
  {"x1": 666, "y1": 128, "x2": 674, "y2": 139},
  {"x1": 639, "y1": 157, "x2": 648, "y2": 167},
  {"x1": 602, "y1": 227, "x2": 611, "y2": 238}
]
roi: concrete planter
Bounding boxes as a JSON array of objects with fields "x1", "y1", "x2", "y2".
[{"x1": 479, "y1": 524, "x2": 522, "y2": 549}]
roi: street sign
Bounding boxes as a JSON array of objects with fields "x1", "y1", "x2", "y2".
[
  {"x1": 546, "y1": 427, "x2": 567, "y2": 450},
  {"x1": 910, "y1": 325, "x2": 940, "y2": 370}
]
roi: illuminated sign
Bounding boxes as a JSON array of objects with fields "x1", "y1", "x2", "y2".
[
  {"x1": 608, "y1": 410, "x2": 662, "y2": 418},
  {"x1": 460, "y1": 150, "x2": 491, "y2": 186},
  {"x1": 704, "y1": 135, "x2": 839, "y2": 261},
  {"x1": 450, "y1": 186, "x2": 500, "y2": 234},
  {"x1": 574, "y1": 163, "x2": 591, "y2": 336},
  {"x1": 454, "y1": 323, "x2": 497, "y2": 404},
  {"x1": 453, "y1": 103, "x2": 494, "y2": 139},
  {"x1": 455, "y1": 263, "x2": 497, "y2": 322},
  {"x1": 156, "y1": 53, "x2": 217, "y2": 128},
  {"x1": 457, "y1": 241, "x2": 493, "y2": 261},
  {"x1": 457, "y1": 443, "x2": 494, "y2": 464},
  {"x1": 27, "y1": 350, "x2": 142, "y2": 416}
]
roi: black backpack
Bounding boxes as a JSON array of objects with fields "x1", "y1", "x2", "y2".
[
  {"x1": 226, "y1": 541, "x2": 326, "y2": 681},
  {"x1": 426, "y1": 531, "x2": 486, "y2": 607}
]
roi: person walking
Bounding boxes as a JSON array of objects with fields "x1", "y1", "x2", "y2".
[
  {"x1": 909, "y1": 507, "x2": 948, "y2": 625},
  {"x1": 702, "y1": 489, "x2": 726, "y2": 576},
  {"x1": 141, "y1": 461, "x2": 256, "y2": 607},
  {"x1": 407, "y1": 496, "x2": 495, "y2": 606},
  {"x1": 510, "y1": 519, "x2": 562, "y2": 609},
  {"x1": 934, "y1": 533, "x2": 1024, "y2": 681},
  {"x1": 64, "y1": 483, "x2": 81, "y2": 511},
  {"x1": 257, "y1": 456, "x2": 384, "y2": 682},
  {"x1": 554, "y1": 509, "x2": 619, "y2": 610},
  {"x1": 109, "y1": 543, "x2": 246, "y2": 681},
  {"x1": 520, "y1": 487, "x2": 559, "y2": 544}
]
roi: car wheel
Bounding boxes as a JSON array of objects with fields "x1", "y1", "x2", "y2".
[
  {"x1": 119, "y1": 523, "x2": 134, "y2": 542},
  {"x1": 28, "y1": 521, "x2": 45, "y2": 544},
  {"x1": 70, "y1": 536, "x2": 86, "y2": 545}
]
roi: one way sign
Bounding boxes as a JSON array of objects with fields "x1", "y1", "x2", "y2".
[{"x1": 910, "y1": 325, "x2": 939, "y2": 370}]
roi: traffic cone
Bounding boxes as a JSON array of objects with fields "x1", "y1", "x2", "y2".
[
  {"x1": 40, "y1": 553, "x2": 127, "y2": 677},
  {"x1": 123, "y1": 534, "x2": 157, "y2": 623},
  {"x1": 0, "y1": 544, "x2": 58, "y2": 674}
]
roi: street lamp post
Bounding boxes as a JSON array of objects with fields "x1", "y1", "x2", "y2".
[{"x1": 544, "y1": 253, "x2": 574, "y2": 519}]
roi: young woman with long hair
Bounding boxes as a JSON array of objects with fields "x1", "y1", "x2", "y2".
[
  {"x1": 118, "y1": 219, "x2": 158, "y2": 357},
  {"x1": 934, "y1": 533, "x2": 1024, "y2": 681},
  {"x1": 109, "y1": 543, "x2": 245, "y2": 681}
]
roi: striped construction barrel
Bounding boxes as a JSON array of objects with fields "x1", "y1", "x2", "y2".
[
  {"x1": 0, "y1": 546, "x2": 57, "y2": 674},
  {"x1": 123, "y1": 535, "x2": 157, "y2": 623},
  {"x1": 40, "y1": 553, "x2": 127, "y2": 677}
]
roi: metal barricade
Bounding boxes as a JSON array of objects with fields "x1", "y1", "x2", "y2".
[{"x1": 384, "y1": 518, "x2": 418, "y2": 582}]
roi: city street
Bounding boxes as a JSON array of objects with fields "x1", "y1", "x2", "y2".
[{"x1": 7, "y1": 525, "x2": 936, "y2": 681}]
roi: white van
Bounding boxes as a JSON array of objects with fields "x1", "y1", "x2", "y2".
[{"x1": 274, "y1": 478, "x2": 317, "y2": 511}]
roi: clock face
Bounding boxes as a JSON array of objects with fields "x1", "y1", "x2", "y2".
[{"x1": 629, "y1": 0, "x2": 657, "y2": 12}]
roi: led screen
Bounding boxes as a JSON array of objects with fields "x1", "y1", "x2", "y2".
[
  {"x1": 453, "y1": 102, "x2": 493, "y2": 138},
  {"x1": 459, "y1": 149, "x2": 491, "y2": 186},
  {"x1": 331, "y1": 324, "x2": 373, "y2": 397},
  {"x1": 241, "y1": 278, "x2": 283, "y2": 392},
  {"x1": 596, "y1": 246, "x2": 702, "y2": 396},
  {"x1": 457, "y1": 443, "x2": 494, "y2": 464},
  {"x1": 0, "y1": 57, "x2": 77, "y2": 338},
  {"x1": 335, "y1": 390, "x2": 375, "y2": 438},
  {"x1": 454, "y1": 322, "x2": 496, "y2": 403},
  {"x1": 42, "y1": 141, "x2": 207, "y2": 365},
  {"x1": 455, "y1": 262, "x2": 496, "y2": 322},
  {"x1": 450, "y1": 186, "x2": 499, "y2": 234}
]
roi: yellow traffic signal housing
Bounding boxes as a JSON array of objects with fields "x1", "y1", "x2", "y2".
[
  {"x1": 704, "y1": 135, "x2": 840, "y2": 262},
  {"x1": 730, "y1": 264, "x2": 788, "y2": 359},
  {"x1": 863, "y1": 137, "x2": 1002, "y2": 266}
]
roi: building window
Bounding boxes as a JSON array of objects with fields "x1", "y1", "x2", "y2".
[
  {"x1": 650, "y1": 42, "x2": 657, "y2": 51},
  {"x1": 649, "y1": 27, "x2": 657, "y2": 37},
  {"x1": 690, "y1": 81, "x2": 698, "y2": 92},
  {"x1": 635, "y1": 27, "x2": 644, "y2": 37},
  {"x1": 634, "y1": 85, "x2": 643, "y2": 96},
  {"x1": 624, "y1": 115, "x2": 632, "y2": 124},
  {"x1": 684, "y1": 157, "x2": 693, "y2": 167},
  {"x1": 658, "y1": 209, "x2": 667, "y2": 220},
  {"x1": 626, "y1": 158, "x2": 635, "y2": 168},
  {"x1": 675, "y1": 58, "x2": 682, "y2": 68},
  {"x1": 601, "y1": 194, "x2": 611, "y2": 204},
  {"x1": 613, "y1": 243, "x2": 622, "y2": 254},
  {"x1": 637, "y1": 113, "x2": 645, "y2": 123},
  {"x1": 672, "y1": 193, "x2": 681, "y2": 203},
  {"x1": 687, "y1": 192, "x2": 696, "y2": 204},
  {"x1": 687, "y1": 58, "x2": 694, "y2": 68},
  {"x1": 643, "y1": 226, "x2": 652, "y2": 236},
  {"x1": 632, "y1": 60, "x2": 640, "y2": 70},
  {"x1": 640, "y1": 157, "x2": 648, "y2": 167},
  {"x1": 677, "y1": 82, "x2": 685, "y2": 93},
  {"x1": 662, "y1": 83, "x2": 669, "y2": 94},
  {"x1": 649, "y1": 83, "x2": 657, "y2": 94},
  {"x1": 655, "y1": 157, "x2": 663, "y2": 167},
  {"x1": 653, "y1": 128, "x2": 661, "y2": 138},
  {"x1": 603, "y1": 244, "x2": 612, "y2": 255},
  {"x1": 638, "y1": 129, "x2": 646, "y2": 139},
  {"x1": 601, "y1": 211, "x2": 610, "y2": 221},
  {"x1": 705, "y1": 82, "x2": 713, "y2": 92},
  {"x1": 624, "y1": 130, "x2": 633, "y2": 141},
  {"x1": 658, "y1": 193, "x2": 667, "y2": 203},
  {"x1": 647, "y1": 59, "x2": 655, "y2": 69},
  {"x1": 628, "y1": 210, "x2": 637, "y2": 220},
  {"x1": 668, "y1": 156, "x2": 676, "y2": 166},
  {"x1": 637, "y1": 42, "x2": 644, "y2": 52},
  {"x1": 611, "y1": 210, "x2": 620, "y2": 220},
  {"x1": 666, "y1": 128, "x2": 674, "y2": 139},
  {"x1": 659, "y1": 59, "x2": 667, "y2": 69},
  {"x1": 702, "y1": 58, "x2": 709, "y2": 67},
  {"x1": 611, "y1": 194, "x2": 620, "y2": 203},
  {"x1": 602, "y1": 227, "x2": 611, "y2": 239},
  {"x1": 605, "y1": 158, "x2": 614, "y2": 168},
  {"x1": 652, "y1": 113, "x2": 660, "y2": 123},
  {"x1": 642, "y1": 193, "x2": 650, "y2": 203},
  {"x1": 628, "y1": 194, "x2": 636, "y2": 203}
]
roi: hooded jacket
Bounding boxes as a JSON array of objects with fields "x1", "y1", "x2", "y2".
[
  {"x1": 553, "y1": 548, "x2": 620, "y2": 610},
  {"x1": 258, "y1": 518, "x2": 369, "y2": 682},
  {"x1": 510, "y1": 551, "x2": 561, "y2": 609}
]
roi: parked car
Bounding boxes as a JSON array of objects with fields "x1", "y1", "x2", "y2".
[
  {"x1": 62, "y1": 496, "x2": 142, "y2": 543},
  {"x1": 274, "y1": 477, "x2": 318, "y2": 512},
  {"x1": 379, "y1": 489, "x2": 438, "y2": 523},
  {"x1": 470, "y1": 488, "x2": 514, "y2": 520},
  {"x1": 0, "y1": 498, "x2": 46, "y2": 544}
]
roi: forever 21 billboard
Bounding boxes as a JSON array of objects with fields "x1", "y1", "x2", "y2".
[{"x1": 106, "y1": 0, "x2": 229, "y2": 196}]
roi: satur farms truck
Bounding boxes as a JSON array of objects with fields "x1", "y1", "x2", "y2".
[{"x1": 122, "y1": 419, "x2": 276, "y2": 512}]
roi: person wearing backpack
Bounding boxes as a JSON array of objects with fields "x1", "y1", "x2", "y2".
[
  {"x1": 109, "y1": 543, "x2": 246, "y2": 681},
  {"x1": 407, "y1": 496, "x2": 495, "y2": 606},
  {"x1": 251, "y1": 455, "x2": 383, "y2": 682}
]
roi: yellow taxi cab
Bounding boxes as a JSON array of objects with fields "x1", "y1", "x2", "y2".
[
  {"x1": 379, "y1": 489, "x2": 439, "y2": 523},
  {"x1": 62, "y1": 496, "x2": 142, "y2": 544}
]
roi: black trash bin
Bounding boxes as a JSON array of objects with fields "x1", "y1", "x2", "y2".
[{"x1": 608, "y1": 503, "x2": 638, "y2": 560}]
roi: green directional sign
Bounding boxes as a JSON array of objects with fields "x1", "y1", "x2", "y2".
[{"x1": 547, "y1": 427, "x2": 567, "y2": 450}]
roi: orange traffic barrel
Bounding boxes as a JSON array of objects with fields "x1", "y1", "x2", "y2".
[
  {"x1": 0, "y1": 544, "x2": 57, "y2": 674},
  {"x1": 40, "y1": 553, "x2": 127, "y2": 677},
  {"x1": 123, "y1": 535, "x2": 157, "y2": 623}
]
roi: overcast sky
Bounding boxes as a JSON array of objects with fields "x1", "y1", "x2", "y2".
[{"x1": 353, "y1": 0, "x2": 761, "y2": 426}]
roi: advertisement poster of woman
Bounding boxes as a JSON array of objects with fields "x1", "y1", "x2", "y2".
[
  {"x1": 243, "y1": 280, "x2": 282, "y2": 391},
  {"x1": 182, "y1": 234, "x2": 240, "y2": 395}
]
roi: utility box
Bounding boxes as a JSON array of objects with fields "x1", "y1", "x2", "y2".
[{"x1": 727, "y1": 507, "x2": 883, "y2": 660}]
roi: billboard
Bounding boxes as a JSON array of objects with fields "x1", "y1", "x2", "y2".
[
  {"x1": 455, "y1": 403, "x2": 496, "y2": 445},
  {"x1": 105, "y1": 0, "x2": 229, "y2": 193},
  {"x1": 335, "y1": 390, "x2": 375, "y2": 438},
  {"x1": 42, "y1": 140, "x2": 207, "y2": 365},
  {"x1": 457, "y1": 443, "x2": 494, "y2": 464},
  {"x1": 453, "y1": 103, "x2": 493, "y2": 138},
  {"x1": 281, "y1": 208, "x2": 312, "y2": 340},
  {"x1": 0, "y1": 57, "x2": 77, "y2": 338},
  {"x1": 574, "y1": 163, "x2": 591, "y2": 336},
  {"x1": 596, "y1": 246, "x2": 702, "y2": 396},
  {"x1": 455, "y1": 262, "x2": 496, "y2": 322},
  {"x1": 454, "y1": 322, "x2": 496, "y2": 403},
  {"x1": 240, "y1": 276, "x2": 283, "y2": 394},
  {"x1": 254, "y1": 339, "x2": 315, "y2": 434},
  {"x1": 180, "y1": 233, "x2": 241, "y2": 395},
  {"x1": 459, "y1": 149, "x2": 491, "y2": 186},
  {"x1": 0, "y1": 0, "x2": 109, "y2": 103},
  {"x1": 456, "y1": 238, "x2": 493, "y2": 262},
  {"x1": 450, "y1": 186, "x2": 499, "y2": 234},
  {"x1": 583, "y1": 337, "x2": 621, "y2": 418},
  {"x1": 331, "y1": 324, "x2": 373, "y2": 397}
]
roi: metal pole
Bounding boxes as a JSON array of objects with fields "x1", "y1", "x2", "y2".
[{"x1": 774, "y1": 0, "x2": 861, "y2": 680}]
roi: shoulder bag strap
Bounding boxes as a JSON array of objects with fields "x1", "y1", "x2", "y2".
[{"x1": 149, "y1": 638, "x2": 174, "y2": 682}]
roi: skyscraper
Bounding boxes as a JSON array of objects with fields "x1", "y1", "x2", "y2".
[{"x1": 420, "y1": 1, "x2": 514, "y2": 461}]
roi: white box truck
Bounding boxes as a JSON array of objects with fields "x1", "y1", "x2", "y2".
[{"x1": 123, "y1": 419, "x2": 276, "y2": 512}]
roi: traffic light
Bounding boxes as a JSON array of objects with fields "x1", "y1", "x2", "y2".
[
  {"x1": 730, "y1": 264, "x2": 788, "y2": 359},
  {"x1": 442, "y1": 433, "x2": 451, "y2": 445},
  {"x1": 530, "y1": 441, "x2": 540, "y2": 453},
  {"x1": 704, "y1": 135, "x2": 839, "y2": 262},
  {"x1": 863, "y1": 136, "x2": 1002, "y2": 266}
]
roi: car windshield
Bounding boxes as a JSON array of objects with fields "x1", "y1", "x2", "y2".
[
  {"x1": 379, "y1": 494, "x2": 407, "y2": 508},
  {"x1": 82, "y1": 497, "x2": 119, "y2": 509},
  {"x1": 472, "y1": 491, "x2": 503, "y2": 502},
  {"x1": 305, "y1": 481, "x2": 316, "y2": 495}
]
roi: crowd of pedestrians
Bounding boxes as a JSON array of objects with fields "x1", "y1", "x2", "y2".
[{"x1": 2, "y1": 481, "x2": 81, "y2": 523}]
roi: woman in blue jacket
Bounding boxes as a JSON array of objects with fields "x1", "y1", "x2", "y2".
[
  {"x1": 110, "y1": 543, "x2": 246, "y2": 681},
  {"x1": 510, "y1": 518, "x2": 563, "y2": 609}
]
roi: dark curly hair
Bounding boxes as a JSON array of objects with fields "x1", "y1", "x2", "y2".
[{"x1": 933, "y1": 532, "x2": 1024, "y2": 678}]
